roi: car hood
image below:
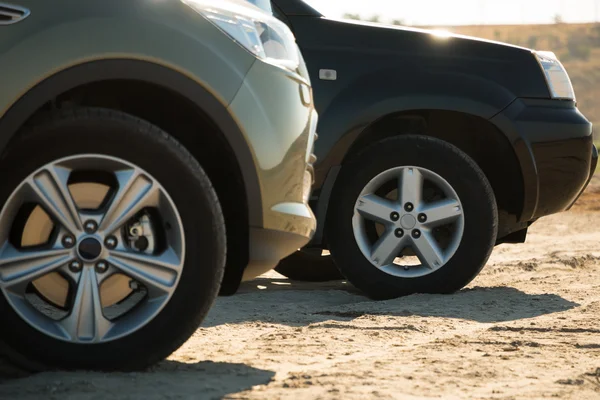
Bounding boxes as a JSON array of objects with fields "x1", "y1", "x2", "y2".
[
  {"x1": 326, "y1": 17, "x2": 532, "y2": 54},
  {"x1": 290, "y1": 15, "x2": 550, "y2": 102}
]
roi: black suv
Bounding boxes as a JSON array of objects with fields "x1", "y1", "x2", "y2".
[{"x1": 271, "y1": 0, "x2": 597, "y2": 299}]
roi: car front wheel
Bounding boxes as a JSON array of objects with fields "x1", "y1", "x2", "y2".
[
  {"x1": 0, "y1": 108, "x2": 225, "y2": 371},
  {"x1": 327, "y1": 135, "x2": 498, "y2": 300}
]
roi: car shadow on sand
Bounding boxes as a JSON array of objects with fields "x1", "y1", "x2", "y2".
[
  {"x1": 203, "y1": 277, "x2": 580, "y2": 327},
  {"x1": 0, "y1": 360, "x2": 275, "y2": 399}
]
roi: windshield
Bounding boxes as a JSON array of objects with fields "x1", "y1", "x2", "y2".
[{"x1": 246, "y1": 0, "x2": 273, "y2": 13}]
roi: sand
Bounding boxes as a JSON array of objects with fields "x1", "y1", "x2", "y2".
[{"x1": 1, "y1": 178, "x2": 600, "y2": 399}]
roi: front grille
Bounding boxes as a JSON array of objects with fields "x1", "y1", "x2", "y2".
[{"x1": 0, "y1": 3, "x2": 30, "y2": 25}]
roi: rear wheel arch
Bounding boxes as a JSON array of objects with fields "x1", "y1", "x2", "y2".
[{"x1": 0, "y1": 59, "x2": 260, "y2": 293}]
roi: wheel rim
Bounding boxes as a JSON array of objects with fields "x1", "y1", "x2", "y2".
[
  {"x1": 0, "y1": 154, "x2": 185, "y2": 344},
  {"x1": 352, "y1": 166, "x2": 464, "y2": 278}
]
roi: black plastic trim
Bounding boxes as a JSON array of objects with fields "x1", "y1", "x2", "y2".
[
  {"x1": 491, "y1": 98, "x2": 593, "y2": 221},
  {"x1": 307, "y1": 165, "x2": 340, "y2": 247}
]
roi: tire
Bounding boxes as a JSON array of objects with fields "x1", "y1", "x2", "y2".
[
  {"x1": 275, "y1": 249, "x2": 343, "y2": 282},
  {"x1": 0, "y1": 107, "x2": 226, "y2": 371},
  {"x1": 327, "y1": 135, "x2": 497, "y2": 300}
]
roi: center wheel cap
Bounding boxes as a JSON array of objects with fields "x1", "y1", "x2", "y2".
[
  {"x1": 400, "y1": 214, "x2": 417, "y2": 230},
  {"x1": 78, "y1": 237, "x2": 103, "y2": 261}
]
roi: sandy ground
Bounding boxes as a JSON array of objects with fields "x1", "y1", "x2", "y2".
[{"x1": 1, "y1": 179, "x2": 600, "y2": 399}]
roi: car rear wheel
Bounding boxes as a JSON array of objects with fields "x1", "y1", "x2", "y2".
[
  {"x1": 0, "y1": 108, "x2": 225, "y2": 371},
  {"x1": 327, "y1": 135, "x2": 498, "y2": 300}
]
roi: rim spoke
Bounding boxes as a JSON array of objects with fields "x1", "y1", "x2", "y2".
[
  {"x1": 353, "y1": 165, "x2": 465, "y2": 278},
  {"x1": 99, "y1": 170, "x2": 159, "y2": 234},
  {"x1": 421, "y1": 199, "x2": 462, "y2": 228},
  {"x1": 412, "y1": 232, "x2": 445, "y2": 270},
  {"x1": 356, "y1": 194, "x2": 398, "y2": 223},
  {"x1": 399, "y1": 167, "x2": 423, "y2": 206},
  {"x1": 370, "y1": 230, "x2": 407, "y2": 266},
  {"x1": 59, "y1": 268, "x2": 112, "y2": 343},
  {"x1": 107, "y1": 247, "x2": 182, "y2": 297},
  {"x1": 27, "y1": 165, "x2": 82, "y2": 234},
  {"x1": 0, "y1": 243, "x2": 72, "y2": 290}
]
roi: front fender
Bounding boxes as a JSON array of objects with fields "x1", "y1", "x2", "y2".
[
  {"x1": 0, "y1": 59, "x2": 263, "y2": 228},
  {"x1": 0, "y1": 1, "x2": 263, "y2": 226},
  {"x1": 306, "y1": 71, "x2": 519, "y2": 246},
  {"x1": 314, "y1": 69, "x2": 517, "y2": 180}
]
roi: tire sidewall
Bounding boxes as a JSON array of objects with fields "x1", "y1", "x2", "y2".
[
  {"x1": 327, "y1": 135, "x2": 498, "y2": 299},
  {"x1": 0, "y1": 110, "x2": 225, "y2": 370}
]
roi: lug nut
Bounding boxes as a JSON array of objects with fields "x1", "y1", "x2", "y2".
[
  {"x1": 418, "y1": 213, "x2": 427, "y2": 223},
  {"x1": 68, "y1": 260, "x2": 82, "y2": 273},
  {"x1": 62, "y1": 235, "x2": 75, "y2": 248},
  {"x1": 412, "y1": 229, "x2": 421, "y2": 239},
  {"x1": 95, "y1": 260, "x2": 109, "y2": 273},
  {"x1": 105, "y1": 236, "x2": 118, "y2": 249},
  {"x1": 84, "y1": 220, "x2": 98, "y2": 234},
  {"x1": 404, "y1": 203, "x2": 414, "y2": 212},
  {"x1": 390, "y1": 212, "x2": 400, "y2": 222},
  {"x1": 394, "y1": 228, "x2": 404, "y2": 238}
]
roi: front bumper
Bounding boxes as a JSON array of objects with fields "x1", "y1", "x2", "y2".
[
  {"x1": 492, "y1": 98, "x2": 596, "y2": 221},
  {"x1": 534, "y1": 137, "x2": 597, "y2": 216},
  {"x1": 229, "y1": 60, "x2": 318, "y2": 280}
]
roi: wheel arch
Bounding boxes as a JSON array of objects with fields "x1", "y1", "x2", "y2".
[
  {"x1": 313, "y1": 106, "x2": 527, "y2": 247},
  {"x1": 312, "y1": 69, "x2": 518, "y2": 183},
  {"x1": 0, "y1": 59, "x2": 262, "y2": 293}
]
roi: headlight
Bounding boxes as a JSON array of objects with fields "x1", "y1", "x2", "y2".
[
  {"x1": 533, "y1": 51, "x2": 576, "y2": 101},
  {"x1": 182, "y1": 0, "x2": 301, "y2": 71}
]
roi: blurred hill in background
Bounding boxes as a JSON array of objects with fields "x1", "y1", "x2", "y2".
[{"x1": 344, "y1": 14, "x2": 600, "y2": 133}]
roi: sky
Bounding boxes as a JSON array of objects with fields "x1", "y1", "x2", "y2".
[{"x1": 303, "y1": 0, "x2": 599, "y2": 26}]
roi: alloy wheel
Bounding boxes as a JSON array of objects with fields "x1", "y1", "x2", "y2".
[
  {"x1": 352, "y1": 166, "x2": 464, "y2": 278},
  {"x1": 0, "y1": 154, "x2": 185, "y2": 344}
]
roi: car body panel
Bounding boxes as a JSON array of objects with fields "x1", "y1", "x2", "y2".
[
  {"x1": 491, "y1": 98, "x2": 595, "y2": 221},
  {"x1": 230, "y1": 50, "x2": 317, "y2": 280},
  {"x1": 0, "y1": 1, "x2": 254, "y2": 113},
  {"x1": 272, "y1": 0, "x2": 596, "y2": 246},
  {"x1": 0, "y1": 0, "x2": 317, "y2": 288},
  {"x1": 230, "y1": 62, "x2": 316, "y2": 234},
  {"x1": 272, "y1": 0, "x2": 319, "y2": 15},
  {"x1": 277, "y1": 14, "x2": 551, "y2": 183}
]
